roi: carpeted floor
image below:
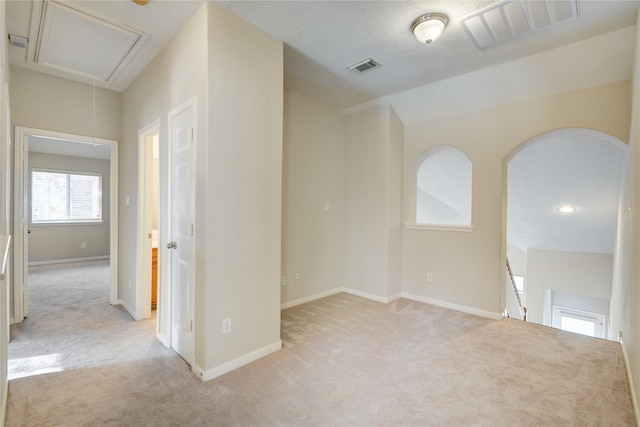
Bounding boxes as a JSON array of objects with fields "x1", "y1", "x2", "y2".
[{"x1": 5, "y1": 260, "x2": 636, "y2": 426}]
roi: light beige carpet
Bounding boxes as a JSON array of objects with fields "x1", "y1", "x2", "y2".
[{"x1": 5, "y1": 261, "x2": 636, "y2": 426}]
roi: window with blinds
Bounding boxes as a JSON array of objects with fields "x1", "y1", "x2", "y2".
[{"x1": 31, "y1": 169, "x2": 102, "y2": 224}]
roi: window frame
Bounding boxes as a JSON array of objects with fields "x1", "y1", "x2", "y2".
[
  {"x1": 30, "y1": 167, "x2": 104, "y2": 226},
  {"x1": 551, "y1": 305, "x2": 606, "y2": 339}
]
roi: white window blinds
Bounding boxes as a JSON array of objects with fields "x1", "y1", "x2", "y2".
[{"x1": 32, "y1": 169, "x2": 102, "y2": 224}]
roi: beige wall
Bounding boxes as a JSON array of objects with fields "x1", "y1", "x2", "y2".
[
  {"x1": 121, "y1": 3, "x2": 207, "y2": 343},
  {"x1": 282, "y1": 91, "x2": 346, "y2": 304},
  {"x1": 282, "y1": 96, "x2": 403, "y2": 305},
  {"x1": 402, "y1": 81, "x2": 631, "y2": 316},
  {"x1": 526, "y1": 249, "x2": 613, "y2": 325},
  {"x1": 10, "y1": 68, "x2": 121, "y2": 142},
  {"x1": 123, "y1": 3, "x2": 283, "y2": 376},
  {"x1": 344, "y1": 104, "x2": 403, "y2": 299},
  {"x1": 202, "y1": 4, "x2": 283, "y2": 372},
  {"x1": 28, "y1": 152, "x2": 110, "y2": 263},
  {"x1": 387, "y1": 108, "x2": 404, "y2": 297},
  {"x1": 610, "y1": 9, "x2": 640, "y2": 419}
]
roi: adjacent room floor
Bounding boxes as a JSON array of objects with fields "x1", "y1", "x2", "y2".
[{"x1": 5, "y1": 261, "x2": 635, "y2": 426}]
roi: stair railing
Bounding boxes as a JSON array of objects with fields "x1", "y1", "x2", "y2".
[{"x1": 506, "y1": 258, "x2": 527, "y2": 321}]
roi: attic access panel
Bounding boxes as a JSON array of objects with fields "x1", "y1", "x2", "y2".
[{"x1": 27, "y1": 0, "x2": 149, "y2": 83}]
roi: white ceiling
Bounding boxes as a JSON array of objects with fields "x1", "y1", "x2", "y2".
[
  {"x1": 7, "y1": 1, "x2": 637, "y2": 111},
  {"x1": 508, "y1": 129, "x2": 626, "y2": 254},
  {"x1": 213, "y1": 0, "x2": 638, "y2": 111},
  {"x1": 7, "y1": 0, "x2": 638, "y2": 254}
]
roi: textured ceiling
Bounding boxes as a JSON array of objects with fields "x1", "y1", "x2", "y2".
[{"x1": 213, "y1": 0, "x2": 639, "y2": 110}]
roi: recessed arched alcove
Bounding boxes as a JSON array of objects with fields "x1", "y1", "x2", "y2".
[
  {"x1": 414, "y1": 145, "x2": 472, "y2": 227},
  {"x1": 504, "y1": 128, "x2": 627, "y2": 340}
]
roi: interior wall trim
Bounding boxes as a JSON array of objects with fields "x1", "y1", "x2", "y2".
[
  {"x1": 281, "y1": 288, "x2": 500, "y2": 320},
  {"x1": 620, "y1": 338, "x2": 640, "y2": 425},
  {"x1": 401, "y1": 292, "x2": 503, "y2": 320},
  {"x1": 194, "y1": 340, "x2": 283, "y2": 382},
  {"x1": 28, "y1": 255, "x2": 109, "y2": 267}
]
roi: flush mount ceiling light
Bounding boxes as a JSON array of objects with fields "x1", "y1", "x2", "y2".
[
  {"x1": 412, "y1": 13, "x2": 448, "y2": 44},
  {"x1": 557, "y1": 205, "x2": 576, "y2": 214}
]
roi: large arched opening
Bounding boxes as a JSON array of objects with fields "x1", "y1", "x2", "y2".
[{"x1": 503, "y1": 128, "x2": 626, "y2": 340}]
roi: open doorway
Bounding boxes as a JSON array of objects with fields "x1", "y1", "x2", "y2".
[
  {"x1": 504, "y1": 128, "x2": 626, "y2": 340},
  {"x1": 136, "y1": 120, "x2": 160, "y2": 324},
  {"x1": 13, "y1": 127, "x2": 119, "y2": 324}
]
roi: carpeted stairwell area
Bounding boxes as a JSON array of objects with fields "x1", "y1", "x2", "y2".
[{"x1": 4, "y1": 260, "x2": 636, "y2": 426}]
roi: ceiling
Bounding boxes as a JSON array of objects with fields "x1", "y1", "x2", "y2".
[
  {"x1": 213, "y1": 0, "x2": 638, "y2": 111},
  {"x1": 6, "y1": 0, "x2": 638, "y2": 255},
  {"x1": 6, "y1": 1, "x2": 637, "y2": 106}
]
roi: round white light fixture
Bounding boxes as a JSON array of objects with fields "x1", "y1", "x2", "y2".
[
  {"x1": 412, "y1": 13, "x2": 448, "y2": 44},
  {"x1": 557, "y1": 205, "x2": 576, "y2": 214}
]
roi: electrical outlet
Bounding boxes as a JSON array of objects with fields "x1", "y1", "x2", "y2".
[
  {"x1": 427, "y1": 272, "x2": 433, "y2": 282},
  {"x1": 281, "y1": 276, "x2": 286, "y2": 286},
  {"x1": 222, "y1": 318, "x2": 232, "y2": 334},
  {"x1": 81, "y1": 242, "x2": 87, "y2": 248},
  {"x1": 295, "y1": 273, "x2": 300, "y2": 282},
  {"x1": 128, "y1": 278, "x2": 132, "y2": 289}
]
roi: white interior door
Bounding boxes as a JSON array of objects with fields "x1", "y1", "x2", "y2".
[{"x1": 168, "y1": 100, "x2": 196, "y2": 364}]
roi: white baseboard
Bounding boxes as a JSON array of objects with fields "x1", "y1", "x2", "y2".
[
  {"x1": 620, "y1": 338, "x2": 640, "y2": 426},
  {"x1": 401, "y1": 292, "x2": 503, "y2": 320},
  {"x1": 281, "y1": 287, "x2": 403, "y2": 310},
  {"x1": 28, "y1": 255, "x2": 109, "y2": 267},
  {"x1": 196, "y1": 340, "x2": 282, "y2": 382},
  {"x1": 280, "y1": 289, "x2": 501, "y2": 321},
  {"x1": 387, "y1": 293, "x2": 402, "y2": 303},
  {"x1": 280, "y1": 288, "x2": 343, "y2": 309},
  {"x1": 156, "y1": 332, "x2": 170, "y2": 348},
  {"x1": 341, "y1": 288, "x2": 397, "y2": 304},
  {"x1": 118, "y1": 299, "x2": 136, "y2": 320}
]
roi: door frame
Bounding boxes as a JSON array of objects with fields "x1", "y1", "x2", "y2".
[
  {"x1": 135, "y1": 119, "x2": 159, "y2": 321},
  {"x1": 13, "y1": 126, "x2": 119, "y2": 323}
]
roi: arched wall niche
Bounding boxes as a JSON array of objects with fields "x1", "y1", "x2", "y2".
[{"x1": 413, "y1": 145, "x2": 472, "y2": 227}]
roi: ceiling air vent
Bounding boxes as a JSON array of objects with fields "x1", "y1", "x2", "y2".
[
  {"x1": 463, "y1": 0, "x2": 578, "y2": 50},
  {"x1": 348, "y1": 57, "x2": 380, "y2": 74},
  {"x1": 8, "y1": 34, "x2": 28, "y2": 49}
]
